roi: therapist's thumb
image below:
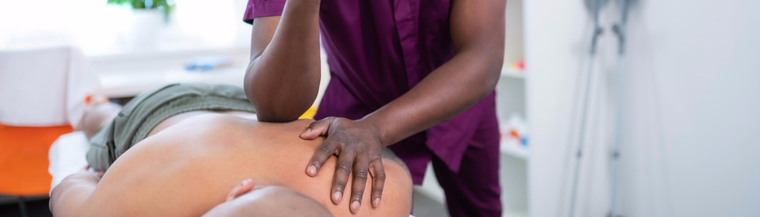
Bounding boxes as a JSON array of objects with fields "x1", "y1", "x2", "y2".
[{"x1": 300, "y1": 117, "x2": 333, "y2": 139}]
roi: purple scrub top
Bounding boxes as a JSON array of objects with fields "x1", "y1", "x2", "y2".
[{"x1": 244, "y1": 0, "x2": 498, "y2": 184}]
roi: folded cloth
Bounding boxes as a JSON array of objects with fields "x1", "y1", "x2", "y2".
[{"x1": 48, "y1": 131, "x2": 90, "y2": 193}]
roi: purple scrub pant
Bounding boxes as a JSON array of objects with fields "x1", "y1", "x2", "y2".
[{"x1": 430, "y1": 106, "x2": 502, "y2": 217}]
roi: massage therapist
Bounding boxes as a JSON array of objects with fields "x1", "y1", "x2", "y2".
[{"x1": 242, "y1": 0, "x2": 506, "y2": 216}]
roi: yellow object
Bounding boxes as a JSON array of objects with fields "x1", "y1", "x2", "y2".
[{"x1": 299, "y1": 107, "x2": 318, "y2": 119}]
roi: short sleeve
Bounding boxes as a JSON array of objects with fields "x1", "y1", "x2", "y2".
[{"x1": 243, "y1": 0, "x2": 287, "y2": 24}]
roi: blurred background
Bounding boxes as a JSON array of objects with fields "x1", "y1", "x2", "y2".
[{"x1": 0, "y1": 0, "x2": 758, "y2": 216}]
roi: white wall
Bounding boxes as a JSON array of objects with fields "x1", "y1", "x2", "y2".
[
  {"x1": 527, "y1": 0, "x2": 760, "y2": 217},
  {"x1": 525, "y1": 0, "x2": 599, "y2": 216},
  {"x1": 0, "y1": 0, "x2": 252, "y2": 54}
]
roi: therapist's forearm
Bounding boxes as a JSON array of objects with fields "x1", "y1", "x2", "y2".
[
  {"x1": 364, "y1": 50, "x2": 503, "y2": 147},
  {"x1": 362, "y1": 0, "x2": 505, "y2": 147},
  {"x1": 245, "y1": 0, "x2": 321, "y2": 122}
]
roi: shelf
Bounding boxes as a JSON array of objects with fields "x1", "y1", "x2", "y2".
[
  {"x1": 500, "y1": 139, "x2": 529, "y2": 160},
  {"x1": 88, "y1": 45, "x2": 249, "y2": 62},
  {"x1": 92, "y1": 46, "x2": 250, "y2": 98},
  {"x1": 503, "y1": 209, "x2": 528, "y2": 217},
  {"x1": 501, "y1": 68, "x2": 526, "y2": 79}
]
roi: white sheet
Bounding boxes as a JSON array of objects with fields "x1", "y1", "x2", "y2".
[{"x1": 48, "y1": 131, "x2": 90, "y2": 194}]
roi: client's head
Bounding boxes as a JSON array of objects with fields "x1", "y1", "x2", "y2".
[{"x1": 204, "y1": 179, "x2": 332, "y2": 217}]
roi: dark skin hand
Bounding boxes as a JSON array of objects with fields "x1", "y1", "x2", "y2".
[
  {"x1": 300, "y1": 117, "x2": 386, "y2": 212},
  {"x1": 246, "y1": 0, "x2": 505, "y2": 214}
]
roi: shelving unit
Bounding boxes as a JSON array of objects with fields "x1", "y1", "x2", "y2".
[
  {"x1": 501, "y1": 68, "x2": 526, "y2": 79},
  {"x1": 414, "y1": 0, "x2": 529, "y2": 216},
  {"x1": 495, "y1": 68, "x2": 529, "y2": 217},
  {"x1": 500, "y1": 139, "x2": 529, "y2": 160}
]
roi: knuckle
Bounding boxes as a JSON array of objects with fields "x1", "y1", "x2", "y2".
[
  {"x1": 327, "y1": 117, "x2": 338, "y2": 124},
  {"x1": 337, "y1": 161, "x2": 352, "y2": 173},
  {"x1": 377, "y1": 171, "x2": 387, "y2": 180},
  {"x1": 317, "y1": 145, "x2": 332, "y2": 155},
  {"x1": 353, "y1": 191, "x2": 364, "y2": 199},
  {"x1": 355, "y1": 170, "x2": 369, "y2": 180},
  {"x1": 369, "y1": 157, "x2": 383, "y2": 164},
  {"x1": 334, "y1": 182, "x2": 346, "y2": 191},
  {"x1": 374, "y1": 186, "x2": 384, "y2": 194}
]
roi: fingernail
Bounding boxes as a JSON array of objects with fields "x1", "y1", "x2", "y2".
[
  {"x1": 242, "y1": 178, "x2": 252, "y2": 184},
  {"x1": 332, "y1": 191, "x2": 342, "y2": 203},
  {"x1": 351, "y1": 201, "x2": 360, "y2": 212},
  {"x1": 373, "y1": 197, "x2": 380, "y2": 207},
  {"x1": 307, "y1": 166, "x2": 317, "y2": 176},
  {"x1": 307, "y1": 128, "x2": 312, "y2": 133}
]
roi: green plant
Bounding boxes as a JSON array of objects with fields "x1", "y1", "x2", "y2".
[{"x1": 107, "y1": 0, "x2": 174, "y2": 17}]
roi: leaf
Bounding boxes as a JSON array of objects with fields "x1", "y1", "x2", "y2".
[{"x1": 105, "y1": 0, "x2": 175, "y2": 17}]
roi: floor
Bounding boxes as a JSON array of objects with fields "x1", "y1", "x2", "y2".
[
  {"x1": 412, "y1": 190, "x2": 449, "y2": 217},
  {"x1": 0, "y1": 192, "x2": 447, "y2": 217},
  {"x1": 0, "y1": 197, "x2": 52, "y2": 217}
]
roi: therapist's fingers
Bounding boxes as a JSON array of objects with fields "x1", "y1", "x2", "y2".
[
  {"x1": 306, "y1": 138, "x2": 339, "y2": 177},
  {"x1": 369, "y1": 158, "x2": 385, "y2": 208},
  {"x1": 349, "y1": 154, "x2": 370, "y2": 213},
  {"x1": 331, "y1": 148, "x2": 356, "y2": 205},
  {"x1": 300, "y1": 117, "x2": 334, "y2": 139}
]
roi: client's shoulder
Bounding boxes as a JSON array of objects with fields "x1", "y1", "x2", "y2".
[{"x1": 167, "y1": 113, "x2": 313, "y2": 132}]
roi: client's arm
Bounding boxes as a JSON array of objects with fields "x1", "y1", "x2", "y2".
[{"x1": 49, "y1": 170, "x2": 103, "y2": 216}]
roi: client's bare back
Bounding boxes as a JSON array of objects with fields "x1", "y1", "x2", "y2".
[{"x1": 81, "y1": 112, "x2": 412, "y2": 216}]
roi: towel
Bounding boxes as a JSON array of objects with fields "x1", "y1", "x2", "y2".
[{"x1": 48, "y1": 131, "x2": 89, "y2": 193}]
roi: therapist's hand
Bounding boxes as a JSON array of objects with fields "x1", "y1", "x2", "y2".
[{"x1": 300, "y1": 117, "x2": 386, "y2": 214}]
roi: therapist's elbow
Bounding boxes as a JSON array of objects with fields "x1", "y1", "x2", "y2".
[
  {"x1": 478, "y1": 52, "x2": 504, "y2": 97},
  {"x1": 244, "y1": 83, "x2": 315, "y2": 122},
  {"x1": 245, "y1": 90, "x2": 315, "y2": 122},
  {"x1": 254, "y1": 104, "x2": 310, "y2": 122},
  {"x1": 243, "y1": 66, "x2": 319, "y2": 122}
]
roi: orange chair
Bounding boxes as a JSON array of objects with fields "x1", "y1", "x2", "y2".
[{"x1": 0, "y1": 123, "x2": 72, "y2": 215}]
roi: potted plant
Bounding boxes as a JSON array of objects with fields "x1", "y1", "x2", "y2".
[{"x1": 107, "y1": 0, "x2": 175, "y2": 49}]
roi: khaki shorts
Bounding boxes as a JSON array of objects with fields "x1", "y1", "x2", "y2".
[{"x1": 86, "y1": 83, "x2": 256, "y2": 171}]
